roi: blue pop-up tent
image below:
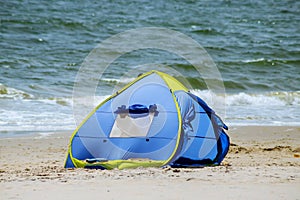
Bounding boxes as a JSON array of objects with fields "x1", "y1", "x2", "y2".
[{"x1": 65, "y1": 70, "x2": 229, "y2": 169}]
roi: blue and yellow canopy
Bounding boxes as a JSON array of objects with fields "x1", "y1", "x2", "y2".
[{"x1": 65, "y1": 71, "x2": 229, "y2": 169}]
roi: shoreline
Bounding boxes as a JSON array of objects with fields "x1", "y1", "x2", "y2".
[
  {"x1": 1, "y1": 126, "x2": 299, "y2": 199},
  {"x1": 1, "y1": 124, "x2": 300, "y2": 139}
]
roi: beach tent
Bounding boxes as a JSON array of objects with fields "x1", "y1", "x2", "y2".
[{"x1": 65, "y1": 70, "x2": 229, "y2": 169}]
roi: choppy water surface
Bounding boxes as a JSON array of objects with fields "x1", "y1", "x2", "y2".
[{"x1": 1, "y1": 0, "x2": 299, "y2": 136}]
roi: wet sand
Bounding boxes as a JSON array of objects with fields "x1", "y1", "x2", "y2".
[{"x1": 1, "y1": 126, "x2": 299, "y2": 200}]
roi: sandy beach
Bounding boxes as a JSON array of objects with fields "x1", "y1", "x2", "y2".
[{"x1": 1, "y1": 126, "x2": 299, "y2": 200}]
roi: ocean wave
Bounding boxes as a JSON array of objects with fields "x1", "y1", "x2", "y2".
[
  {"x1": 190, "y1": 27, "x2": 223, "y2": 35},
  {"x1": 191, "y1": 90, "x2": 300, "y2": 126},
  {"x1": 0, "y1": 83, "x2": 34, "y2": 99},
  {"x1": 34, "y1": 97, "x2": 73, "y2": 107},
  {"x1": 0, "y1": 83, "x2": 76, "y2": 107},
  {"x1": 0, "y1": 110, "x2": 75, "y2": 134},
  {"x1": 192, "y1": 90, "x2": 300, "y2": 107},
  {"x1": 241, "y1": 58, "x2": 300, "y2": 65},
  {"x1": 101, "y1": 78, "x2": 135, "y2": 85},
  {"x1": 242, "y1": 58, "x2": 266, "y2": 63},
  {"x1": 0, "y1": 89, "x2": 299, "y2": 137},
  {"x1": 0, "y1": 94, "x2": 110, "y2": 135}
]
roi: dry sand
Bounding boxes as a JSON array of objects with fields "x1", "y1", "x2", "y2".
[{"x1": 1, "y1": 126, "x2": 300, "y2": 200}]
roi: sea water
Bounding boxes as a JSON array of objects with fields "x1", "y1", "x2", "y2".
[{"x1": 1, "y1": 0, "x2": 299, "y2": 137}]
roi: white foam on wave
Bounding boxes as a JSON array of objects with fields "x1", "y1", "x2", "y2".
[
  {"x1": 0, "y1": 83, "x2": 76, "y2": 107},
  {"x1": 0, "y1": 109, "x2": 75, "y2": 133},
  {"x1": 193, "y1": 89, "x2": 299, "y2": 107},
  {"x1": 102, "y1": 77, "x2": 135, "y2": 84},
  {"x1": 191, "y1": 90, "x2": 300, "y2": 126},
  {"x1": 226, "y1": 92, "x2": 284, "y2": 106},
  {"x1": 34, "y1": 97, "x2": 73, "y2": 107},
  {"x1": 0, "y1": 93, "x2": 112, "y2": 136},
  {"x1": 0, "y1": 93, "x2": 76, "y2": 136},
  {"x1": 241, "y1": 58, "x2": 265, "y2": 63},
  {"x1": 0, "y1": 83, "x2": 34, "y2": 99},
  {"x1": 226, "y1": 91, "x2": 299, "y2": 106}
]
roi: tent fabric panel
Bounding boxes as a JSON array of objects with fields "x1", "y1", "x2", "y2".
[
  {"x1": 73, "y1": 112, "x2": 109, "y2": 160},
  {"x1": 77, "y1": 114, "x2": 105, "y2": 138},
  {"x1": 188, "y1": 93, "x2": 213, "y2": 114},
  {"x1": 107, "y1": 72, "x2": 180, "y2": 140},
  {"x1": 146, "y1": 111, "x2": 178, "y2": 138},
  {"x1": 71, "y1": 135, "x2": 95, "y2": 161},
  {"x1": 64, "y1": 153, "x2": 75, "y2": 168},
  {"x1": 174, "y1": 91, "x2": 216, "y2": 139},
  {"x1": 95, "y1": 99, "x2": 116, "y2": 137},
  {"x1": 76, "y1": 137, "x2": 125, "y2": 160},
  {"x1": 73, "y1": 158, "x2": 165, "y2": 170},
  {"x1": 157, "y1": 71, "x2": 189, "y2": 92},
  {"x1": 109, "y1": 137, "x2": 176, "y2": 155},
  {"x1": 90, "y1": 112, "x2": 179, "y2": 160},
  {"x1": 108, "y1": 137, "x2": 177, "y2": 160},
  {"x1": 173, "y1": 91, "x2": 219, "y2": 165},
  {"x1": 68, "y1": 73, "x2": 181, "y2": 166},
  {"x1": 72, "y1": 137, "x2": 178, "y2": 161},
  {"x1": 174, "y1": 137, "x2": 218, "y2": 162},
  {"x1": 179, "y1": 119, "x2": 218, "y2": 161},
  {"x1": 111, "y1": 73, "x2": 177, "y2": 113},
  {"x1": 214, "y1": 130, "x2": 230, "y2": 164},
  {"x1": 169, "y1": 138, "x2": 219, "y2": 167}
]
